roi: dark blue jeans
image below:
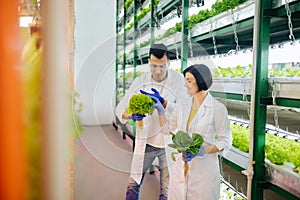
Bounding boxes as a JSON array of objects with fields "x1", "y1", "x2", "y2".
[{"x1": 126, "y1": 144, "x2": 169, "y2": 200}]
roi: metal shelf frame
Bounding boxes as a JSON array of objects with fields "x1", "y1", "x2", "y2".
[{"x1": 210, "y1": 77, "x2": 300, "y2": 108}]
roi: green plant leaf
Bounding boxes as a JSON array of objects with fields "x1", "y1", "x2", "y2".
[{"x1": 168, "y1": 130, "x2": 204, "y2": 156}]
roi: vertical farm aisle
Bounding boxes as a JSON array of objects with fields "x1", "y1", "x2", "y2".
[{"x1": 74, "y1": 125, "x2": 160, "y2": 200}]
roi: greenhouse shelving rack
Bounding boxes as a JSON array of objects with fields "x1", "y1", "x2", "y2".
[
  {"x1": 223, "y1": 118, "x2": 300, "y2": 199},
  {"x1": 210, "y1": 77, "x2": 300, "y2": 108},
  {"x1": 122, "y1": 0, "x2": 300, "y2": 63},
  {"x1": 223, "y1": 146, "x2": 300, "y2": 199},
  {"x1": 114, "y1": 0, "x2": 300, "y2": 199}
]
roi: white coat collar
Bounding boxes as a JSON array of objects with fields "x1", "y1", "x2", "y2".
[{"x1": 183, "y1": 92, "x2": 214, "y2": 132}]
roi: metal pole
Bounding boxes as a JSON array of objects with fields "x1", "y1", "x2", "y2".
[
  {"x1": 181, "y1": 0, "x2": 189, "y2": 72},
  {"x1": 245, "y1": 0, "x2": 271, "y2": 199},
  {"x1": 150, "y1": 0, "x2": 155, "y2": 45},
  {"x1": 123, "y1": 0, "x2": 127, "y2": 95},
  {"x1": 116, "y1": 0, "x2": 119, "y2": 106},
  {"x1": 133, "y1": 0, "x2": 138, "y2": 77}
]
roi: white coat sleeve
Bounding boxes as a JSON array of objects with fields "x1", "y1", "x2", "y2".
[
  {"x1": 214, "y1": 103, "x2": 233, "y2": 156},
  {"x1": 159, "y1": 104, "x2": 179, "y2": 135},
  {"x1": 165, "y1": 72, "x2": 189, "y2": 115}
]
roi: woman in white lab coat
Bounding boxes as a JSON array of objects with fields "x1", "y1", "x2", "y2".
[{"x1": 151, "y1": 64, "x2": 232, "y2": 200}]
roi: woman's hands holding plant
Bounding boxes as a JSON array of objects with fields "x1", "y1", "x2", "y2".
[{"x1": 182, "y1": 146, "x2": 205, "y2": 162}]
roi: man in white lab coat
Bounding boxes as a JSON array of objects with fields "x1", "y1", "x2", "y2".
[{"x1": 115, "y1": 43, "x2": 188, "y2": 200}]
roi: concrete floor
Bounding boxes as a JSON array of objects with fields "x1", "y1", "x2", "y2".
[
  {"x1": 74, "y1": 125, "x2": 160, "y2": 200},
  {"x1": 74, "y1": 125, "x2": 290, "y2": 200}
]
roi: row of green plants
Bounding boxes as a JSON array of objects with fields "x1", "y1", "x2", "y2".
[
  {"x1": 212, "y1": 64, "x2": 300, "y2": 78},
  {"x1": 155, "y1": 0, "x2": 248, "y2": 40},
  {"x1": 125, "y1": 0, "x2": 160, "y2": 11},
  {"x1": 212, "y1": 65, "x2": 252, "y2": 78},
  {"x1": 124, "y1": 0, "x2": 160, "y2": 32},
  {"x1": 119, "y1": 71, "x2": 144, "y2": 78},
  {"x1": 149, "y1": 0, "x2": 248, "y2": 46},
  {"x1": 220, "y1": 180, "x2": 245, "y2": 200},
  {"x1": 125, "y1": 0, "x2": 133, "y2": 10},
  {"x1": 230, "y1": 123, "x2": 300, "y2": 174},
  {"x1": 117, "y1": 64, "x2": 300, "y2": 78},
  {"x1": 117, "y1": 71, "x2": 145, "y2": 98},
  {"x1": 119, "y1": 0, "x2": 249, "y2": 58}
]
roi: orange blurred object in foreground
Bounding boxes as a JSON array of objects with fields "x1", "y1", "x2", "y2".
[{"x1": 0, "y1": 1, "x2": 27, "y2": 199}]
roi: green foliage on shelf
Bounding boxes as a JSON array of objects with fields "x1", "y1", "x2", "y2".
[
  {"x1": 117, "y1": 92, "x2": 124, "y2": 98},
  {"x1": 212, "y1": 64, "x2": 300, "y2": 78},
  {"x1": 137, "y1": 5, "x2": 150, "y2": 21},
  {"x1": 123, "y1": 0, "x2": 252, "y2": 53},
  {"x1": 123, "y1": 0, "x2": 160, "y2": 32},
  {"x1": 155, "y1": 27, "x2": 177, "y2": 41},
  {"x1": 136, "y1": 71, "x2": 144, "y2": 77},
  {"x1": 119, "y1": 53, "x2": 124, "y2": 59},
  {"x1": 230, "y1": 123, "x2": 300, "y2": 174},
  {"x1": 126, "y1": 0, "x2": 252, "y2": 54},
  {"x1": 139, "y1": 39, "x2": 151, "y2": 49},
  {"x1": 187, "y1": 9, "x2": 211, "y2": 29},
  {"x1": 125, "y1": 4, "x2": 151, "y2": 32},
  {"x1": 212, "y1": 64, "x2": 252, "y2": 78},
  {"x1": 125, "y1": 0, "x2": 133, "y2": 10},
  {"x1": 210, "y1": 0, "x2": 248, "y2": 15},
  {"x1": 125, "y1": 72, "x2": 134, "y2": 78},
  {"x1": 156, "y1": 0, "x2": 249, "y2": 41},
  {"x1": 231, "y1": 123, "x2": 250, "y2": 153},
  {"x1": 126, "y1": 22, "x2": 134, "y2": 32},
  {"x1": 265, "y1": 134, "x2": 300, "y2": 168},
  {"x1": 269, "y1": 67, "x2": 300, "y2": 77}
]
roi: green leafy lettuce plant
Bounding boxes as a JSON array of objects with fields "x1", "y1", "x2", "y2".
[
  {"x1": 128, "y1": 94, "x2": 154, "y2": 115},
  {"x1": 168, "y1": 131, "x2": 204, "y2": 180}
]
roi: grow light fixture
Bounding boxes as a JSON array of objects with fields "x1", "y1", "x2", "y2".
[{"x1": 278, "y1": 43, "x2": 284, "y2": 48}]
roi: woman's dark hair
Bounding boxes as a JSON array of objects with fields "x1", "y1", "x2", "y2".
[
  {"x1": 183, "y1": 64, "x2": 213, "y2": 91},
  {"x1": 149, "y1": 43, "x2": 169, "y2": 59}
]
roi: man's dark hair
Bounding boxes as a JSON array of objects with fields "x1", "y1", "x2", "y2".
[{"x1": 149, "y1": 43, "x2": 169, "y2": 59}]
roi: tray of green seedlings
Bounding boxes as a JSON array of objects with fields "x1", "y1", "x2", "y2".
[
  {"x1": 210, "y1": 64, "x2": 300, "y2": 99},
  {"x1": 219, "y1": 176, "x2": 247, "y2": 200},
  {"x1": 225, "y1": 117, "x2": 300, "y2": 197}
]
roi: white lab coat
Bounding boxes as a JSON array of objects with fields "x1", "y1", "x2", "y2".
[
  {"x1": 115, "y1": 69, "x2": 189, "y2": 185},
  {"x1": 163, "y1": 93, "x2": 232, "y2": 200}
]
